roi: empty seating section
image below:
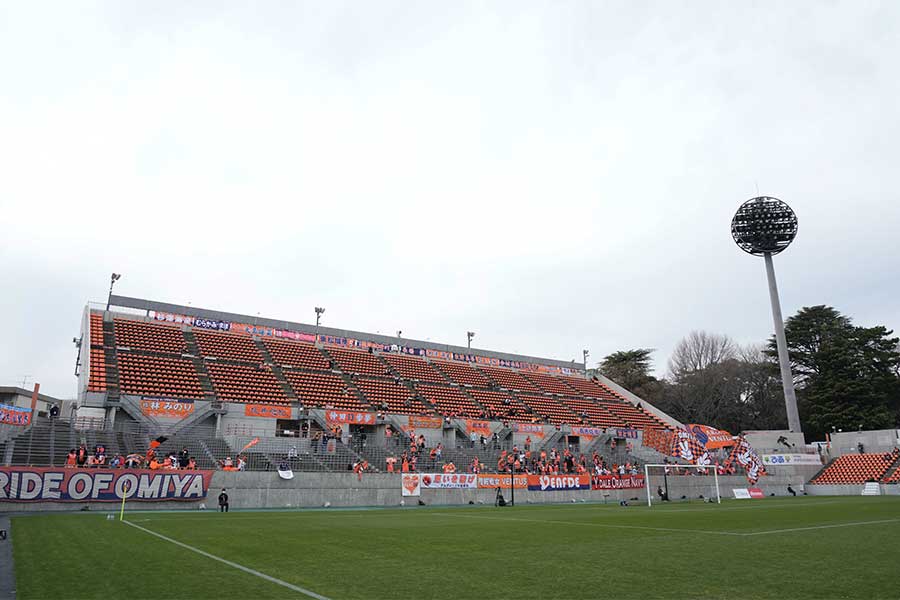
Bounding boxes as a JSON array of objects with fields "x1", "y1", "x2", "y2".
[
  {"x1": 561, "y1": 396, "x2": 622, "y2": 428},
  {"x1": 90, "y1": 313, "x2": 104, "y2": 346},
  {"x1": 114, "y1": 319, "x2": 187, "y2": 354},
  {"x1": 355, "y1": 377, "x2": 430, "y2": 414},
  {"x1": 811, "y1": 452, "x2": 896, "y2": 485},
  {"x1": 467, "y1": 389, "x2": 528, "y2": 420},
  {"x1": 206, "y1": 363, "x2": 287, "y2": 403},
  {"x1": 602, "y1": 401, "x2": 667, "y2": 429},
  {"x1": 478, "y1": 366, "x2": 541, "y2": 392},
  {"x1": 522, "y1": 371, "x2": 577, "y2": 395},
  {"x1": 433, "y1": 360, "x2": 492, "y2": 387},
  {"x1": 884, "y1": 466, "x2": 900, "y2": 484},
  {"x1": 118, "y1": 354, "x2": 203, "y2": 398},
  {"x1": 193, "y1": 330, "x2": 263, "y2": 363},
  {"x1": 558, "y1": 375, "x2": 615, "y2": 399},
  {"x1": 263, "y1": 339, "x2": 330, "y2": 370},
  {"x1": 327, "y1": 347, "x2": 389, "y2": 376},
  {"x1": 87, "y1": 347, "x2": 107, "y2": 391},
  {"x1": 283, "y1": 371, "x2": 367, "y2": 410},
  {"x1": 383, "y1": 354, "x2": 445, "y2": 382},
  {"x1": 415, "y1": 383, "x2": 480, "y2": 417},
  {"x1": 518, "y1": 395, "x2": 580, "y2": 425}
]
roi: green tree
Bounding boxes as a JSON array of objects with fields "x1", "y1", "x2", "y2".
[
  {"x1": 769, "y1": 305, "x2": 900, "y2": 439},
  {"x1": 596, "y1": 349, "x2": 656, "y2": 393}
]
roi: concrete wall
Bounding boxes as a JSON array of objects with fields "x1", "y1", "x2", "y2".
[
  {"x1": 807, "y1": 484, "x2": 900, "y2": 496},
  {"x1": 829, "y1": 430, "x2": 900, "y2": 456}
]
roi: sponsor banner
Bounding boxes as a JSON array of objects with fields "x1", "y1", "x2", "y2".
[
  {"x1": 762, "y1": 454, "x2": 822, "y2": 466},
  {"x1": 687, "y1": 424, "x2": 734, "y2": 449},
  {"x1": 477, "y1": 474, "x2": 528, "y2": 489},
  {"x1": 274, "y1": 329, "x2": 316, "y2": 343},
  {"x1": 748, "y1": 487, "x2": 765, "y2": 499},
  {"x1": 409, "y1": 416, "x2": 443, "y2": 429},
  {"x1": 420, "y1": 473, "x2": 478, "y2": 489},
  {"x1": 733, "y1": 488, "x2": 751, "y2": 499},
  {"x1": 0, "y1": 467, "x2": 213, "y2": 502},
  {"x1": 0, "y1": 403, "x2": 32, "y2": 426},
  {"x1": 193, "y1": 317, "x2": 231, "y2": 332},
  {"x1": 149, "y1": 311, "x2": 194, "y2": 325},
  {"x1": 527, "y1": 474, "x2": 591, "y2": 492},
  {"x1": 571, "y1": 426, "x2": 603, "y2": 438},
  {"x1": 140, "y1": 399, "x2": 194, "y2": 419},
  {"x1": 401, "y1": 473, "x2": 421, "y2": 497},
  {"x1": 244, "y1": 404, "x2": 291, "y2": 419},
  {"x1": 230, "y1": 322, "x2": 275, "y2": 337},
  {"x1": 513, "y1": 423, "x2": 544, "y2": 436},
  {"x1": 591, "y1": 475, "x2": 645, "y2": 490},
  {"x1": 467, "y1": 420, "x2": 492, "y2": 437},
  {"x1": 615, "y1": 428, "x2": 639, "y2": 439},
  {"x1": 325, "y1": 410, "x2": 377, "y2": 426}
]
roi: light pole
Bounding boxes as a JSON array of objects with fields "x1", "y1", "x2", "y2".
[
  {"x1": 582, "y1": 349, "x2": 589, "y2": 373},
  {"x1": 106, "y1": 273, "x2": 121, "y2": 311},
  {"x1": 314, "y1": 307, "x2": 325, "y2": 341},
  {"x1": 467, "y1": 331, "x2": 475, "y2": 349},
  {"x1": 732, "y1": 196, "x2": 802, "y2": 433}
]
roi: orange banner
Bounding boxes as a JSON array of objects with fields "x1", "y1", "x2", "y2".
[
  {"x1": 466, "y1": 420, "x2": 491, "y2": 437},
  {"x1": 140, "y1": 399, "x2": 195, "y2": 419},
  {"x1": 244, "y1": 404, "x2": 291, "y2": 419},
  {"x1": 477, "y1": 474, "x2": 528, "y2": 489},
  {"x1": 409, "y1": 416, "x2": 443, "y2": 429},
  {"x1": 513, "y1": 423, "x2": 545, "y2": 438},
  {"x1": 324, "y1": 410, "x2": 377, "y2": 426}
]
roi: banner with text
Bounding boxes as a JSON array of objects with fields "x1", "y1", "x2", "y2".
[
  {"x1": 466, "y1": 420, "x2": 492, "y2": 437},
  {"x1": 615, "y1": 429, "x2": 639, "y2": 439},
  {"x1": 527, "y1": 474, "x2": 591, "y2": 492},
  {"x1": 325, "y1": 410, "x2": 377, "y2": 426},
  {"x1": 571, "y1": 426, "x2": 603, "y2": 439},
  {"x1": 420, "y1": 473, "x2": 478, "y2": 489},
  {"x1": 0, "y1": 467, "x2": 213, "y2": 502},
  {"x1": 762, "y1": 453, "x2": 822, "y2": 467},
  {"x1": 478, "y1": 474, "x2": 528, "y2": 489},
  {"x1": 409, "y1": 416, "x2": 443, "y2": 429},
  {"x1": 244, "y1": 404, "x2": 291, "y2": 419},
  {"x1": 0, "y1": 403, "x2": 32, "y2": 426},
  {"x1": 513, "y1": 423, "x2": 545, "y2": 438},
  {"x1": 591, "y1": 475, "x2": 645, "y2": 490},
  {"x1": 140, "y1": 399, "x2": 194, "y2": 419}
]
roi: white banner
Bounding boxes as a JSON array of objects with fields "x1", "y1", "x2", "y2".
[
  {"x1": 420, "y1": 473, "x2": 478, "y2": 489},
  {"x1": 732, "y1": 488, "x2": 751, "y2": 499},
  {"x1": 762, "y1": 454, "x2": 822, "y2": 466},
  {"x1": 401, "y1": 474, "x2": 421, "y2": 497}
]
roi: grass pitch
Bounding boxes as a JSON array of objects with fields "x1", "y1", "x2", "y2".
[{"x1": 11, "y1": 496, "x2": 900, "y2": 599}]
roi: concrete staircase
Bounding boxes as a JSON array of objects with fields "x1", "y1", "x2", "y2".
[{"x1": 102, "y1": 319, "x2": 121, "y2": 400}]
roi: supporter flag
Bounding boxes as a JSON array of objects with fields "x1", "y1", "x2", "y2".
[
  {"x1": 672, "y1": 428, "x2": 711, "y2": 468},
  {"x1": 149, "y1": 436, "x2": 168, "y2": 449},
  {"x1": 239, "y1": 437, "x2": 260, "y2": 453},
  {"x1": 725, "y1": 436, "x2": 766, "y2": 484}
]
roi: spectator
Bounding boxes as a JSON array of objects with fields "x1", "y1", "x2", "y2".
[
  {"x1": 223, "y1": 456, "x2": 234, "y2": 469},
  {"x1": 218, "y1": 489, "x2": 229, "y2": 512},
  {"x1": 187, "y1": 457, "x2": 197, "y2": 470},
  {"x1": 65, "y1": 449, "x2": 77, "y2": 468},
  {"x1": 470, "y1": 431, "x2": 477, "y2": 448},
  {"x1": 288, "y1": 445, "x2": 298, "y2": 459},
  {"x1": 236, "y1": 456, "x2": 246, "y2": 471},
  {"x1": 49, "y1": 404, "x2": 60, "y2": 419},
  {"x1": 179, "y1": 447, "x2": 190, "y2": 469},
  {"x1": 386, "y1": 456, "x2": 397, "y2": 473},
  {"x1": 525, "y1": 436, "x2": 532, "y2": 451}
]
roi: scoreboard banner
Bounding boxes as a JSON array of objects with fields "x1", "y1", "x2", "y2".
[{"x1": 0, "y1": 467, "x2": 213, "y2": 502}]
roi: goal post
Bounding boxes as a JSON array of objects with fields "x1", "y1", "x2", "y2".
[{"x1": 643, "y1": 463, "x2": 721, "y2": 507}]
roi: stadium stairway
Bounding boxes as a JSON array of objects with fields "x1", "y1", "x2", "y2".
[
  {"x1": 182, "y1": 330, "x2": 218, "y2": 401},
  {"x1": 7, "y1": 418, "x2": 74, "y2": 466},
  {"x1": 102, "y1": 318, "x2": 122, "y2": 400},
  {"x1": 253, "y1": 339, "x2": 297, "y2": 400}
]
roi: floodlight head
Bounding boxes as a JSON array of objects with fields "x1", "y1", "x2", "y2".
[
  {"x1": 731, "y1": 196, "x2": 797, "y2": 256},
  {"x1": 110, "y1": 272, "x2": 121, "y2": 282},
  {"x1": 315, "y1": 307, "x2": 325, "y2": 315}
]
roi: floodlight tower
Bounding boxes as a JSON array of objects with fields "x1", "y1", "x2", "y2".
[{"x1": 731, "y1": 196, "x2": 801, "y2": 433}]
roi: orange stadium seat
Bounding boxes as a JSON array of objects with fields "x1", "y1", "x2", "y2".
[
  {"x1": 478, "y1": 366, "x2": 542, "y2": 393},
  {"x1": 327, "y1": 347, "x2": 390, "y2": 377},
  {"x1": 467, "y1": 388, "x2": 530, "y2": 421},
  {"x1": 432, "y1": 360, "x2": 492, "y2": 387},
  {"x1": 414, "y1": 383, "x2": 481, "y2": 417},
  {"x1": 117, "y1": 353, "x2": 203, "y2": 398},
  {"x1": 354, "y1": 377, "x2": 431, "y2": 415},
  {"x1": 205, "y1": 362, "x2": 287, "y2": 403},
  {"x1": 517, "y1": 394, "x2": 580, "y2": 426},
  {"x1": 193, "y1": 329, "x2": 263, "y2": 363},
  {"x1": 114, "y1": 319, "x2": 187, "y2": 354},
  {"x1": 263, "y1": 339, "x2": 330, "y2": 370},
  {"x1": 283, "y1": 370, "x2": 368, "y2": 410},
  {"x1": 383, "y1": 354, "x2": 446, "y2": 383},
  {"x1": 812, "y1": 452, "x2": 897, "y2": 485}
]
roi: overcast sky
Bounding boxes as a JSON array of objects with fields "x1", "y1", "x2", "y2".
[{"x1": 2, "y1": 1, "x2": 898, "y2": 399}]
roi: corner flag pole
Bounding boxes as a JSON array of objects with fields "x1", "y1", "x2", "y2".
[{"x1": 119, "y1": 482, "x2": 129, "y2": 521}]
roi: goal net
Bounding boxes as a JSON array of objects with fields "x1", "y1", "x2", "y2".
[{"x1": 643, "y1": 463, "x2": 721, "y2": 507}]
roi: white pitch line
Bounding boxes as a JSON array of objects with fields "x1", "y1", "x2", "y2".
[
  {"x1": 123, "y1": 520, "x2": 330, "y2": 600},
  {"x1": 431, "y1": 511, "x2": 743, "y2": 536},
  {"x1": 742, "y1": 518, "x2": 900, "y2": 536}
]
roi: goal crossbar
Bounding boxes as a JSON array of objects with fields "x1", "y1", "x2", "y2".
[{"x1": 643, "y1": 463, "x2": 721, "y2": 507}]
